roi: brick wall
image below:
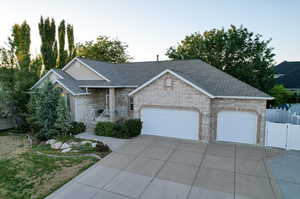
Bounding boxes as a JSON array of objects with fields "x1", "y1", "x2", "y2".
[
  {"x1": 211, "y1": 99, "x2": 267, "y2": 145},
  {"x1": 115, "y1": 88, "x2": 134, "y2": 120},
  {"x1": 133, "y1": 73, "x2": 211, "y2": 142},
  {"x1": 75, "y1": 88, "x2": 106, "y2": 125}
]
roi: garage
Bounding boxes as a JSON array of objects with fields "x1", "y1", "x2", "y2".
[
  {"x1": 217, "y1": 111, "x2": 257, "y2": 144},
  {"x1": 141, "y1": 107, "x2": 199, "y2": 140}
]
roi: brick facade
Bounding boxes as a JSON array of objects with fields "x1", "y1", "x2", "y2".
[
  {"x1": 211, "y1": 99, "x2": 266, "y2": 145},
  {"x1": 132, "y1": 72, "x2": 267, "y2": 145},
  {"x1": 68, "y1": 72, "x2": 267, "y2": 145},
  {"x1": 133, "y1": 73, "x2": 211, "y2": 142}
]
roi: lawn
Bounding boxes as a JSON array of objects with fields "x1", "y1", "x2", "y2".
[{"x1": 0, "y1": 132, "x2": 106, "y2": 199}]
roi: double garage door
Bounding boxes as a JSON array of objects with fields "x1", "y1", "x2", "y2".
[
  {"x1": 141, "y1": 107, "x2": 257, "y2": 144},
  {"x1": 141, "y1": 107, "x2": 199, "y2": 140}
]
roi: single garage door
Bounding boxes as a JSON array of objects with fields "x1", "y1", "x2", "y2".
[
  {"x1": 141, "y1": 107, "x2": 199, "y2": 140},
  {"x1": 217, "y1": 111, "x2": 257, "y2": 144}
]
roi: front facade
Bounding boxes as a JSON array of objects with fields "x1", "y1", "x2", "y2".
[{"x1": 32, "y1": 57, "x2": 272, "y2": 145}]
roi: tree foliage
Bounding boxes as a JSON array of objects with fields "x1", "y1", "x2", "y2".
[
  {"x1": 67, "y1": 24, "x2": 76, "y2": 61},
  {"x1": 54, "y1": 97, "x2": 71, "y2": 136},
  {"x1": 77, "y1": 35, "x2": 131, "y2": 63},
  {"x1": 269, "y1": 85, "x2": 293, "y2": 107},
  {"x1": 166, "y1": 25, "x2": 275, "y2": 93},
  {"x1": 0, "y1": 67, "x2": 38, "y2": 125},
  {"x1": 10, "y1": 21, "x2": 31, "y2": 70},
  {"x1": 38, "y1": 17, "x2": 58, "y2": 71},
  {"x1": 57, "y1": 20, "x2": 68, "y2": 68},
  {"x1": 0, "y1": 46, "x2": 17, "y2": 69},
  {"x1": 28, "y1": 82, "x2": 64, "y2": 140}
]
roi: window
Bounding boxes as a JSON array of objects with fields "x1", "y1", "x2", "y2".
[
  {"x1": 129, "y1": 97, "x2": 134, "y2": 110},
  {"x1": 106, "y1": 90, "x2": 109, "y2": 111},
  {"x1": 66, "y1": 94, "x2": 71, "y2": 112}
]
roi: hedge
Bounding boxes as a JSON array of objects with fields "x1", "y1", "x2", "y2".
[{"x1": 95, "y1": 119, "x2": 142, "y2": 138}]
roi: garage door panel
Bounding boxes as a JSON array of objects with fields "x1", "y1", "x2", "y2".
[
  {"x1": 141, "y1": 107, "x2": 199, "y2": 140},
  {"x1": 217, "y1": 111, "x2": 257, "y2": 144}
]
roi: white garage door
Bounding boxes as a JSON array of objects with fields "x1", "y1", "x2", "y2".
[
  {"x1": 217, "y1": 111, "x2": 257, "y2": 144},
  {"x1": 141, "y1": 107, "x2": 199, "y2": 140}
]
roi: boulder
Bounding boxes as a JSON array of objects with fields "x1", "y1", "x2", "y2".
[
  {"x1": 61, "y1": 143, "x2": 71, "y2": 149},
  {"x1": 61, "y1": 148, "x2": 72, "y2": 153},
  {"x1": 69, "y1": 142, "x2": 79, "y2": 147},
  {"x1": 51, "y1": 141, "x2": 63, "y2": 150},
  {"x1": 46, "y1": 139, "x2": 56, "y2": 145},
  {"x1": 80, "y1": 140, "x2": 92, "y2": 145}
]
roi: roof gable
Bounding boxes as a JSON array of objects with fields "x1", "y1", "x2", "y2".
[
  {"x1": 62, "y1": 58, "x2": 110, "y2": 81},
  {"x1": 129, "y1": 69, "x2": 214, "y2": 98}
]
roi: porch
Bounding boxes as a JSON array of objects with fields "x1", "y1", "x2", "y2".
[{"x1": 72, "y1": 88, "x2": 133, "y2": 128}]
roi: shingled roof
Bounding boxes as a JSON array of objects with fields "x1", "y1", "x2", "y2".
[
  {"x1": 33, "y1": 57, "x2": 272, "y2": 99},
  {"x1": 274, "y1": 61, "x2": 300, "y2": 89},
  {"x1": 76, "y1": 57, "x2": 271, "y2": 99}
]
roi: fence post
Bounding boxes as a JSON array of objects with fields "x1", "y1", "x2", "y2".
[{"x1": 286, "y1": 124, "x2": 289, "y2": 150}]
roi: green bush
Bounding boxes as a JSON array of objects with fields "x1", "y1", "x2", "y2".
[
  {"x1": 95, "y1": 142, "x2": 111, "y2": 153},
  {"x1": 69, "y1": 122, "x2": 86, "y2": 135},
  {"x1": 118, "y1": 119, "x2": 142, "y2": 138},
  {"x1": 95, "y1": 122, "x2": 117, "y2": 137},
  {"x1": 95, "y1": 119, "x2": 142, "y2": 138}
]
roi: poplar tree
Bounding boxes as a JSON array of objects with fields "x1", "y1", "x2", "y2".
[
  {"x1": 38, "y1": 16, "x2": 58, "y2": 71},
  {"x1": 67, "y1": 24, "x2": 76, "y2": 61},
  {"x1": 11, "y1": 21, "x2": 31, "y2": 70},
  {"x1": 57, "y1": 20, "x2": 68, "y2": 68}
]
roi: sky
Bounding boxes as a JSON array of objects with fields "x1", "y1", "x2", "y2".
[{"x1": 0, "y1": 0, "x2": 299, "y2": 64}]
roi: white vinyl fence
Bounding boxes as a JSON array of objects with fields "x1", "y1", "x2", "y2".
[{"x1": 265, "y1": 109, "x2": 300, "y2": 150}]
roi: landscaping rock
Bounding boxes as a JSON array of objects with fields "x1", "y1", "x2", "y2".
[
  {"x1": 80, "y1": 141, "x2": 92, "y2": 145},
  {"x1": 61, "y1": 143, "x2": 71, "y2": 149},
  {"x1": 51, "y1": 141, "x2": 62, "y2": 150},
  {"x1": 46, "y1": 139, "x2": 56, "y2": 145},
  {"x1": 61, "y1": 148, "x2": 72, "y2": 153},
  {"x1": 69, "y1": 142, "x2": 79, "y2": 147}
]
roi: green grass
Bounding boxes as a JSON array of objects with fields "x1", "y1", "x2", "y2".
[
  {"x1": 0, "y1": 150, "x2": 98, "y2": 199},
  {"x1": 0, "y1": 134, "x2": 106, "y2": 199}
]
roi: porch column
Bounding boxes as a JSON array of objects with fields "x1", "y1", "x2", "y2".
[{"x1": 109, "y1": 88, "x2": 116, "y2": 121}]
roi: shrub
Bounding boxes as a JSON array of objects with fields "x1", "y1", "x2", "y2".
[
  {"x1": 95, "y1": 122, "x2": 117, "y2": 137},
  {"x1": 95, "y1": 142, "x2": 110, "y2": 153},
  {"x1": 118, "y1": 119, "x2": 142, "y2": 138},
  {"x1": 95, "y1": 119, "x2": 142, "y2": 138},
  {"x1": 69, "y1": 122, "x2": 86, "y2": 135}
]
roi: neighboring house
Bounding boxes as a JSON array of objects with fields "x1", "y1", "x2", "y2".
[
  {"x1": 32, "y1": 57, "x2": 273, "y2": 145},
  {"x1": 274, "y1": 61, "x2": 300, "y2": 91}
]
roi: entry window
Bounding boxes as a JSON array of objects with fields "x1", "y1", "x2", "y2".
[
  {"x1": 129, "y1": 97, "x2": 134, "y2": 110},
  {"x1": 66, "y1": 94, "x2": 71, "y2": 112},
  {"x1": 106, "y1": 90, "x2": 109, "y2": 111}
]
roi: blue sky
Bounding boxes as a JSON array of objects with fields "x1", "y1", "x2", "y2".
[{"x1": 0, "y1": 0, "x2": 299, "y2": 63}]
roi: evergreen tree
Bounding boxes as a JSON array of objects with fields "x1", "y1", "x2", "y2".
[
  {"x1": 28, "y1": 81, "x2": 61, "y2": 140},
  {"x1": 67, "y1": 24, "x2": 76, "y2": 61},
  {"x1": 54, "y1": 97, "x2": 71, "y2": 136},
  {"x1": 11, "y1": 21, "x2": 31, "y2": 70},
  {"x1": 38, "y1": 16, "x2": 58, "y2": 71},
  {"x1": 57, "y1": 20, "x2": 68, "y2": 68}
]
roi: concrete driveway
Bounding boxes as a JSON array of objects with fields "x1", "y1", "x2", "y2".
[{"x1": 46, "y1": 135, "x2": 281, "y2": 199}]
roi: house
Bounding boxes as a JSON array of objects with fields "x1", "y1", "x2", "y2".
[
  {"x1": 32, "y1": 57, "x2": 273, "y2": 145},
  {"x1": 274, "y1": 61, "x2": 300, "y2": 91}
]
